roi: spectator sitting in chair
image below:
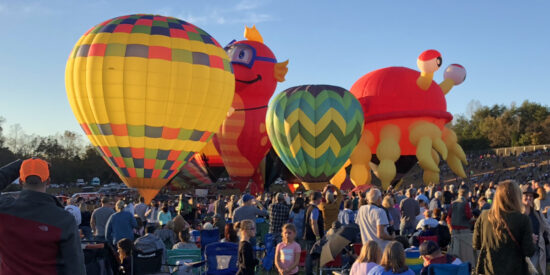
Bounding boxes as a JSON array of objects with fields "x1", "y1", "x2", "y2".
[
  {"x1": 117, "y1": 238, "x2": 134, "y2": 275},
  {"x1": 419, "y1": 240, "x2": 462, "y2": 275},
  {"x1": 173, "y1": 229, "x2": 198, "y2": 250},
  {"x1": 155, "y1": 220, "x2": 177, "y2": 249},
  {"x1": 134, "y1": 225, "x2": 167, "y2": 266}
]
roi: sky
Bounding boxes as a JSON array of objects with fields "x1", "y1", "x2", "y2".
[{"x1": 0, "y1": 0, "x2": 548, "y2": 138}]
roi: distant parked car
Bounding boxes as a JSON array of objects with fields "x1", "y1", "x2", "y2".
[
  {"x1": 91, "y1": 177, "x2": 101, "y2": 186},
  {"x1": 76, "y1": 179, "x2": 86, "y2": 187},
  {"x1": 71, "y1": 192, "x2": 100, "y2": 201}
]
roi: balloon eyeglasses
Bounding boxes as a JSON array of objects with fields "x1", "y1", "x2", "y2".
[{"x1": 225, "y1": 43, "x2": 276, "y2": 69}]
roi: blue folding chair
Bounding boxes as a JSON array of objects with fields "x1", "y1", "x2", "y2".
[
  {"x1": 204, "y1": 242, "x2": 238, "y2": 275},
  {"x1": 200, "y1": 229, "x2": 220, "y2": 258},
  {"x1": 427, "y1": 262, "x2": 471, "y2": 275},
  {"x1": 261, "y1": 233, "x2": 275, "y2": 271}
]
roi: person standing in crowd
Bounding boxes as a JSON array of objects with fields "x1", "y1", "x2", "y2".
[
  {"x1": 275, "y1": 223, "x2": 301, "y2": 275},
  {"x1": 338, "y1": 199, "x2": 356, "y2": 225},
  {"x1": 305, "y1": 191, "x2": 324, "y2": 275},
  {"x1": 477, "y1": 196, "x2": 491, "y2": 212},
  {"x1": 155, "y1": 220, "x2": 178, "y2": 249},
  {"x1": 145, "y1": 200, "x2": 160, "y2": 227},
  {"x1": 123, "y1": 197, "x2": 134, "y2": 214},
  {"x1": 232, "y1": 194, "x2": 268, "y2": 223},
  {"x1": 79, "y1": 200, "x2": 94, "y2": 240},
  {"x1": 415, "y1": 187, "x2": 429, "y2": 205},
  {"x1": 106, "y1": 200, "x2": 138, "y2": 245},
  {"x1": 158, "y1": 203, "x2": 172, "y2": 226},
  {"x1": 357, "y1": 188, "x2": 395, "y2": 249},
  {"x1": 91, "y1": 196, "x2": 116, "y2": 241},
  {"x1": 399, "y1": 188, "x2": 420, "y2": 236},
  {"x1": 446, "y1": 186, "x2": 476, "y2": 265},
  {"x1": 521, "y1": 184, "x2": 550, "y2": 274},
  {"x1": 429, "y1": 191, "x2": 443, "y2": 211},
  {"x1": 268, "y1": 193, "x2": 291, "y2": 242},
  {"x1": 134, "y1": 196, "x2": 148, "y2": 222},
  {"x1": 442, "y1": 185, "x2": 454, "y2": 209},
  {"x1": 473, "y1": 180, "x2": 536, "y2": 275},
  {"x1": 235, "y1": 219, "x2": 258, "y2": 275},
  {"x1": 65, "y1": 196, "x2": 82, "y2": 226},
  {"x1": 351, "y1": 240, "x2": 382, "y2": 275},
  {"x1": 214, "y1": 194, "x2": 226, "y2": 218},
  {"x1": 419, "y1": 240, "x2": 462, "y2": 275},
  {"x1": 367, "y1": 241, "x2": 415, "y2": 275},
  {"x1": 227, "y1": 194, "x2": 239, "y2": 220},
  {"x1": 0, "y1": 158, "x2": 86, "y2": 274},
  {"x1": 534, "y1": 186, "x2": 550, "y2": 218},
  {"x1": 289, "y1": 197, "x2": 306, "y2": 242},
  {"x1": 382, "y1": 196, "x2": 400, "y2": 235},
  {"x1": 319, "y1": 184, "x2": 343, "y2": 232}
]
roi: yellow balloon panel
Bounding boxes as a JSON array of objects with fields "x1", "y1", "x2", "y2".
[{"x1": 65, "y1": 14, "x2": 235, "y2": 203}]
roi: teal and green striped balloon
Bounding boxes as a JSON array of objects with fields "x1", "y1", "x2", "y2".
[{"x1": 266, "y1": 85, "x2": 364, "y2": 190}]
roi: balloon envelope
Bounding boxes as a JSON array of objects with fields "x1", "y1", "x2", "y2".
[
  {"x1": 65, "y1": 14, "x2": 235, "y2": 202},
  {"x1": 266, "y1": 85, "x2": 364, "y2": 190}
]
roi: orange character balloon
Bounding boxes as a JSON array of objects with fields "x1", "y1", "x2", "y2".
[{"x1": 214, "y1": 26, "x2": 288, "y2": 191}]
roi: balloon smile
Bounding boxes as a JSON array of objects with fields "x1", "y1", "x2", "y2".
[{"x1": 236, "y1": 74, "x2": 262, "y2": 84}]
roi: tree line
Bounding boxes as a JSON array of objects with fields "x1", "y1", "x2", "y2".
[
  {"x1": 0, "y1": 118, "x2": 118, "y2": 185},
  {"x1": 1, "y1": 99, "x2": 548, "y2": 183},
  {"x1": 451, "y1": 100, "x2": 550, "y2": 151}
]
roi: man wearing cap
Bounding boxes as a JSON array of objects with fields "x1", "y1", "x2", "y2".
[
  {"x1": 446, "y1": 186, "x2": 475, "y2": 266},
  {"x1": 231, "y1": 194, "x2": 267, "y2": 223},
  {"x1": 0, "y1": 158, "x2": 86, "y2": 274},
  {"x1": 419, "y1": 240, "x2": 462, "y2": 275}
]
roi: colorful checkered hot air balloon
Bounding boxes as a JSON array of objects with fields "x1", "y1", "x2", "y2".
[
  {"x1": 65, "y1": 14, "x2": 235, "y2": 203},
  {"x1": 266, "y1": 85, "x2": 364, "y2": 191}
]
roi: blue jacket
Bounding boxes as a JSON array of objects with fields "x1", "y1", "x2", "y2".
[{"x1": 105, "y1": 210, "x2": 137, "y2": 244}]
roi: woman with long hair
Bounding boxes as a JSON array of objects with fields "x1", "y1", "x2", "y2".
[
  {"x1": 473, "y1": 180, "x2": 536, "y2": 275},
  {"x1": 351, "y1": 240, "x2": 381, "y2": 275},
  {"x1": 367, "y1": 241, "x2": 414, "y2": 275},
  {"x1": 289, "y1": 197, "x2": 305, "y2": 241}
]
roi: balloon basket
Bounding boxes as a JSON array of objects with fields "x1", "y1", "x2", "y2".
[{"x1": 302, "y1": 182, "x2": 327, "y2": 191}]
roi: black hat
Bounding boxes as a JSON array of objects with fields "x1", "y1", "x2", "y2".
[
  {"x1": 419, "y1": 240, "x2": 440, "y2": 256},
  {"x1": 521, "y1": 185, "x2": 539, "y2": 199}
]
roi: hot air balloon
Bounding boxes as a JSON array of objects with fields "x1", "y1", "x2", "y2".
[
  {"x1": 349, "y1": 50, "x2": 468, "y2": 190},
  {"x1": 65, "y1": 14, "x2": 235, "y2": 203},
  {"x1": 214, "y1": 25, "x2": 288, "y2": 192},
  {"x1": 266, "y1": 85, "x2": 364, "y2": 191}
]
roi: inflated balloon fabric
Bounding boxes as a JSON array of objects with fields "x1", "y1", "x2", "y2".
[
  {"x1": 65, "y1": 14, "x2": 235, "y2": 202},
  {"x1": 266, "y1": 85, "x2": 364, "y2": 190}
]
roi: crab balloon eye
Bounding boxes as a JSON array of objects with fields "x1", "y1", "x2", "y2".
[
  {"x1": 444, "y1": 64, "x2": 467, "y2": 85},
  {"x1": 436, "y1": 57, "x2": 442, "y2": 67}
]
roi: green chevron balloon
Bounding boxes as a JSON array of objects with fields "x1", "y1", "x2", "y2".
[{"x1": 266, "y1": 85, "x2": 364, "y2": 188}]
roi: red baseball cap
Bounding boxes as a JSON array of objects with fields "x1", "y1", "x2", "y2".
[{"x1": 20, "y1": 158, "x2": 50, "y2": 182}]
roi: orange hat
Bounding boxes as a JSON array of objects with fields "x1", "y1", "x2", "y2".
[{"x1": 20, "y1": 158, "x2": 49, "y2": 182}]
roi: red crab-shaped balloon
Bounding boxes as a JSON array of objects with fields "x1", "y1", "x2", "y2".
[{"x1": 348, "y1": 50, "x2": 468, "y2": 189}]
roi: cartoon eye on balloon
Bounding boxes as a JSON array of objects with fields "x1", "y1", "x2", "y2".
[{"x1": 65, "y1": 14, "x2": 235, "y2": 203}]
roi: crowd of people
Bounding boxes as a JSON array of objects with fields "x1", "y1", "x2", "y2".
[{"x1": 0, "y1": 149, "x2": 549, "y2": 274}]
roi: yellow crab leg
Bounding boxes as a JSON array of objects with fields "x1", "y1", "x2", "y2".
[
  {"x1": 409, "y1": 121, "x2": 447, "y2": 172},
  {"x1": 442, "y1": 127, "x2": 468, "y2": 177},
  {"x1": 423, "y1": 149, "x2": 441, "y2": 185},
  {"x1": 376, "y1": 125, "x2": 401, "y2": 190},
  {"x1": 350, "y1": 130, "x2": 374, "y2": 187}
]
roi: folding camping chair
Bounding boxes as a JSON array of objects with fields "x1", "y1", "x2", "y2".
[{"x1": 204, "y1": 242, "x2": 238, "y2": 275}]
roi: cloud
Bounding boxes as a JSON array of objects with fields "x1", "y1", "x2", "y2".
[
  {"x1": 157, "y1": 1, "x2": 274, "y2": 27},
  {"x1": 235, "y1": 0, "x2": 261, "y2": 11},
  {"x1": 0, "y1": 1, "x2": 55, "y2": 15}
]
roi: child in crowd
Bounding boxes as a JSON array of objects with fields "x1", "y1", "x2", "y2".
[
  {"x1": 235, "y1": 219, "x2": 258, "y2": 275},
  {"x1": 117, "y1": 238, "x2": 134, "y2": 275},
  {"x1": 275, "y1": 223, "x2": 301, "y2": 275},
  {"x1": 350, "y1": 241, "x2": 381, "y2": 275}
]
